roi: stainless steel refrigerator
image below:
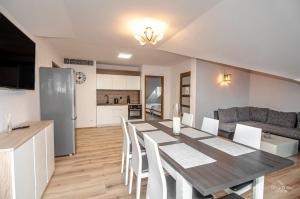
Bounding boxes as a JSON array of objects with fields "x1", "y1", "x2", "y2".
[{"x1": 39, "y1": 67, "x2": 76, "y2": 156}]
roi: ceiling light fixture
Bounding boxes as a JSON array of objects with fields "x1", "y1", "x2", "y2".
[
  {"x1": 130, "y1": 18, "x2": 167, "y2": 46},
  {"x1": 118, "y1": 53, "x2": 132, "y2": 59}
]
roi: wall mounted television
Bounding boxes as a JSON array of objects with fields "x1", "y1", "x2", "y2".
[{"x1": 0, "y1": 13, "x2": 36, "y2": 90}]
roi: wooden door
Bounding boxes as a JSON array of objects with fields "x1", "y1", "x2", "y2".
[{"x1": 180, "y1": 72, "x2": 191, "y2": 116}]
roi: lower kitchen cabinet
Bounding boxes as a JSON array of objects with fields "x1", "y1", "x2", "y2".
[{"x1": 97, "y1": 105, "x2": 128, "y2": 126}]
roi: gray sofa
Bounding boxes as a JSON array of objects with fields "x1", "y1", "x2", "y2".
[{"x1": 214, "y1": 107, "x2": 300, "y2": 141}]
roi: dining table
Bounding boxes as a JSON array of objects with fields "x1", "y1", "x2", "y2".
[{"x1": 132, "y1": 119, "x2": 294, "y2": 199}]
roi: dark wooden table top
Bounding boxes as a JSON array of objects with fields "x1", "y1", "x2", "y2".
[{"x1": 133, "y1": 120, "x2": 294, "y2": 196}]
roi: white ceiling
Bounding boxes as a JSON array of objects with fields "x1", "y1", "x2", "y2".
[
  {"x1": 0, "y1": 0, "x2": 221, "y2": 66},
  {"x1": 160, "y1": 0, "x2": 300, "y2": 80},
  {"x1": 1, "y1": 0, "x2": 299, "y2": 80}
]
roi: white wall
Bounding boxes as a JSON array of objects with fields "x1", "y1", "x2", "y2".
[
  {"x1": 170, "y1": 59, "x2": 191, "y2": 106},
  {"x1": 65, "y1": 64, "x2": 97, "y2": 128},
  {"x1": 141, "y1": 65, "x2": 172, "y2": 119},
  {"x1": 169, "y1": 58, "x2": 197, "y2": 126},
  {"x1": 195, "y1": 60, "x2": 250, "y2": 128},
  {"x1": 0, "y1": 7, "x2": 62, "y2": 133},
  {"x1": 249, "y1": 73, "x2": 300, "y2": 112}
]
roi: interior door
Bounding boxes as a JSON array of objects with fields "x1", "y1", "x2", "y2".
[{"x1": 180, "y1": 72, "x2": 191, "y2": 116}]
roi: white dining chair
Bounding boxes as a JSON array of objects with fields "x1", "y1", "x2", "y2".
[
  {"x1": 120, "y1": 117, "x2": 132, "y2": 185},
  {"x1": 201, "y1": 117, "x2": 219, "y2": 136},
  {"x1": 128, "y1": 123, "x2": 149, "y2": 199},
  {"x1": 225, "y1": 124, "x2": 262, "y2": 196},
  {"x1": 144, "y1": 134, "x2": 169, "y2": 199},
  {"x1": 144, "y1": 134, "x2": 242, "y2": 199},
  {"x1": 233, "y1": 124, "x2": 262, "y2": 150},
  {"x1": 182, "y1": 113, "x2": 194, "y2": 127}
]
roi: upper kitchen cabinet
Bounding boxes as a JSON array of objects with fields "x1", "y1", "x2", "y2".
[
  {"x1": 97, "y1": 74, "x2": 113, "y2": 89},
  {"x1": 97, "y1": 74, "x2": 140, "y2": 90},
  {"x1": 112, "y1": 75, "x2": 127, "y2": 90},
  {"x1": 126, "y1": 75, "x2": 140, "y2": 90}
]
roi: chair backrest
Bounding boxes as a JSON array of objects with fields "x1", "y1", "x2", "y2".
[
  {"x1": 233, "y1": 124, "x2": 262, "y2": 149},
  {"x1": 182, "y1": 113, "x2": 193, "y2": 127},
  {"x1": 201, "y1": 117, "x2": 219, "y2": 136},
  {"x1": 144, "y1": 134, "x2": 167, "y2": 199},
  {"x1": 121, "y1": 117, "x2": 130, "y2": 155},
  {"x1": 128, "y1": 123, "x2": 142, "y2": 173}
]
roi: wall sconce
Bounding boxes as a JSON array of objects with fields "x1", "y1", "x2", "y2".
[{"x1": 223, "y1": 74, "x2": 232, "y2": 83}]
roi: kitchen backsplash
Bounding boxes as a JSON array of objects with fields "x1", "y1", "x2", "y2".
[{"x1": 97, "y1": 90, "x2": 140, "y2": 105}]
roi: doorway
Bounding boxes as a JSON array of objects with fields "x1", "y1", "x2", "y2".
[{"x1": 145, "y1": 76, "x2": 164, "y2": 121}]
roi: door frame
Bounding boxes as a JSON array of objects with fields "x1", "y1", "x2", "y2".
[{"x1": 144, "y1": 75, "x2": 164, "y2": 120}]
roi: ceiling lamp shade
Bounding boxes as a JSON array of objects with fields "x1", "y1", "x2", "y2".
[{"x1": 130, "y1": 18, "x2": 167, "y2": 45}]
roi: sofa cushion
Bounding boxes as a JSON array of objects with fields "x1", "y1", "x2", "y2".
[
  {"x1": 298, "y1": 113, "x2": 300, "y2": 129},
  {"x1": 219, "y1": 122, "x2": 236, "y2": 133},
  {"x1": 218, "y1": 108, "x2": 237, "y2": 123},
  {"x1": 236, "y1": 107, "x2": 250, "y2": 121},
  {"x1": 267, "y1": 110, "x2": 297, "y2": 128},
  {"x1": 240, "y1": 122, "x2": 300, "y2": 139},
  {"x1": 250, "y1": 107, "x2": 268, "y2": 122},
  {"x1": 239, "y1": 121, "x2": 263, "y2": 128},
  {"x1": 263, "y1": 124, "x2": 300, "y2": 140}
]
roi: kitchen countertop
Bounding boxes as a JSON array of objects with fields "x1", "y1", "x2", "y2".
[
  {"x1": 97, "y1": 103, "x2": 129, "y2": 106},
  {"x1": 0, "y1": 120, "x2": 53, "y2": 151}
]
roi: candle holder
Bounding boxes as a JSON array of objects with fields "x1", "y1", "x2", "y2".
[{"x1": 172, "y1": 103, "x2": 181, "y2": 135}]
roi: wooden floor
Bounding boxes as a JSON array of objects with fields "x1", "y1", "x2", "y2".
[{"x1": 43, "y1": 127, "x2": 300, "y2": 199}]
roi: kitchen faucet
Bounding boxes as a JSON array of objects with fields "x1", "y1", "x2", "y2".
[{"x1": 104, "y1": 95, "x2": 109, "y2": 104}]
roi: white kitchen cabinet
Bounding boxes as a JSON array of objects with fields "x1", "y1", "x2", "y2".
[
  {"x1": 111, "y1": 106, "x2": 128, "y2": 124},
  {"x1": 46, "y1": 123, "x2": 55, "y2": 182},
  {"x1": 34, "y1": 130, "x2": 47, "y2": 199},
  {"x1": 97, "y1": 105, "x2": 128, "y2": 126},
  {"x1": 112, "y1": 75, "x2": 127, "y2": 90},
  {"x1": 0, "y1": 121, "x2": 55, "y2": 199},
  {"x1": 97, "y1": 106, "x2": 112, "y2": 126},
  {"x1": 14, "y1": 138, "x2": 36, "y2": 199},
  {"x1": 126, "y1": 76, "x2": 140, "y2": 90},
  {"x1": 97, "y1": 74, "x2": 113, "y2": 89},
  {"x1": 96, "y1": 74, "x2": 140, "y2": 90}
]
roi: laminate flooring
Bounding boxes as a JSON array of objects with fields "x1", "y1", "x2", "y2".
[{"x1": 43, "y1": 127, "x2": 300, "y2": 199}]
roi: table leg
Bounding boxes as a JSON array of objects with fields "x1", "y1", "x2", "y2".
[
  {"x1": 161, "y1": 159, "x2": 193, "y2": 199},
  {"x1": 253, "y1": 176, "x2": 264, "y2": 199},
  {"x1": 176, "y1": 174, "x2": 193, "y2": 199}
]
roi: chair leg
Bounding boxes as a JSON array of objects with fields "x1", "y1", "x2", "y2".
[
  {"x1": 136, "y1": 175, "x2": 142, "y2": 199},
  {"x1": 125, "y1": 156, "x2": 130, "y2": 185},
  {"x1": 121, "y1": 152, "x2": 125, "y2": 173},
  {"x1": 129, "y1": 168, "x2": 134, "y2": 194}
]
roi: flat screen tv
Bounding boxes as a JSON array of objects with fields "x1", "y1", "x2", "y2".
[{"x1": 0, "y1": 13, "x2": 36, "y2": 90}]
